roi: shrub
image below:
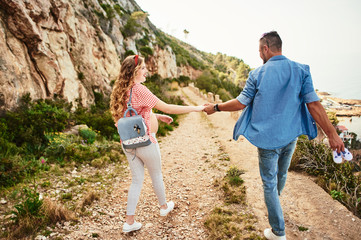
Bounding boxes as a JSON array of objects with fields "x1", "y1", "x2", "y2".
[
  {"x1": 64, "y1": 143, "x2": 100, "y2": 164},
  {"x1": 44, "y1": 132, "x2": 74, "y2": 163},
  {"x1": 195, "y1": 71, "x2": 242, "y2": 101},
  {"x1": 114, "y1": 4, "x2": 125, "y2": 16},
  {"x1": 124, "y1": 50, "x2": 135, "y2": 58},
  {"x1": 122, "y1": 17, "x2": 140, "y2": 38},
  {"x1": 11, "y1": 187, "x2": 43, "y2": 224},
  {"x1": 79, "y1": 128, "x2": 97, "y2": 144},
  {"x1": 73, "y1": 91, "x2": 117, "y2": 140},
  {"x1": 0, "y1": 135, "x2": 19, "y2": 158},
  {"x1": 2, "y1": 94, "x2": 70, "y2": 153},
  {"x1": 77, "y1": 71, "x2": 85, "y2": 80},
  {"x1": 139, "y1": 46, "x2": 154, "y2": 58},
  {"x1": 100, "y1": 4, "x2": 115, "y2": 19},
  {"x1": 0, "y1": 156, "x2": 26, "y2": 188}
]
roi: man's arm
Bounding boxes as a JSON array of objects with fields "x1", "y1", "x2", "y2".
[
  {"x1": 204, "y1": 99, "x2": 246, "y2": 115},
  {"x1": 306, "y1": 101, "x2": 345, "y2": 153}
]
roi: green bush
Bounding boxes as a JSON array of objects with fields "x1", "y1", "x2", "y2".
[
  {"x1": 0, "y1": 136, "x2": 19, "y2": 158},
  {"x1": 44, "y1": 132, "x2": 74, "y2": 163},
  {"x1": 122, "y1": 17, "x2": 140, "y2": 38},
  {"x1": 79, "y1": 128, "x2": 97, "y2": 144},
  {"x1": 100, "y1": 4, "x2": 115, "y2": 19},
  {"x1": 124, "y1": 50, "x2": 135, "y2": 58},
  {"x1": 195, "y1": 70, "x2": 242, "y2": 101},
  {"x1": 136, "y1": 36, "x2": 150, "y2": 47},
  {"x1": 11, "y1": 187, "x2": 44, "y2": 224},
  {"x1": 1, "y1": 94, "x2": 70, "y2": 153},
  {"x1": 114, "y1": 4, "x2": 125, "y2": 16},
  {"x1": 73, "y1": 91, "x2": 117, "y2": 140},
  {"x1": 139, "y1": 46, "x2": 154, "y2": 58},
  {"x1": 0, "y1": 156, "x2": 26, "y2": 188}
]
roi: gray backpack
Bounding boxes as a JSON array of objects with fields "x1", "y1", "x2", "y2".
[{"x1": 117, "y1": 88, "x2": 152, "y2": 149}]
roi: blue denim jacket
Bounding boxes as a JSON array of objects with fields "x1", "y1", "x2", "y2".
[{"x1": 233, "y1": 55, "x2": 320, "y2": 150}]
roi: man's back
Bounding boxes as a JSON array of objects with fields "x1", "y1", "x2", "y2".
[{"x1": 234, "y1": 55, "x2": 320, "y2": 149}]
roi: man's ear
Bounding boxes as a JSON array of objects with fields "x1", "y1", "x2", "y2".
[{"x1": 263, "y1": 45, "x2": 269, "y2": 53}]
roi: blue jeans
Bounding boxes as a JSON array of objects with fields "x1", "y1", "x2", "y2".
[{"x1": 257, "y1": 138, "x2": 298, "y2": 237}]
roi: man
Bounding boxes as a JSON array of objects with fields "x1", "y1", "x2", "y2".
[{"x1": 203, "y1": 31, "x2": 344, "y2": 240}]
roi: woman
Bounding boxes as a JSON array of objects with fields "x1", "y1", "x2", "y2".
[{"x1": 110, "y1": 55, "x2": 204, "y2": 233}]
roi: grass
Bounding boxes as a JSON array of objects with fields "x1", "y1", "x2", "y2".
[
  {"x1": 80, "y1": 191, "x2": 100, "y2": 210},
  {"x1": 204, "y1": 166, "x2": 263, "y2": 239}
]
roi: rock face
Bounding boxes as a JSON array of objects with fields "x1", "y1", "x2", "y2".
[{"x1": 0, "y1": 0, "x2": 200, "y2": 111}]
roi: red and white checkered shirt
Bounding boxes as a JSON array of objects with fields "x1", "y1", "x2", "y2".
[{"x1": 123, "y1": 83, "x2": 159, "y2": 144}]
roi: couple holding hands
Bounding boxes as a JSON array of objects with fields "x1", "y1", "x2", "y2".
[{"x1": 110, "y1": 31, "x2": 344, "y2": 240}]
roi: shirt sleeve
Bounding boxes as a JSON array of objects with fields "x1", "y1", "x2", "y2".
[
  {"x1": 300, "y1": 65, "x2": 320, "y2": 103},
  {"x1": 236, "y1": 72, "x2": 257, "y2": 106},
  {"x1": 135, "y1": 84, "x2": 159, "y2": 108}
]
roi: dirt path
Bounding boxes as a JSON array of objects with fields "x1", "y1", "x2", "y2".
[{"x1": 55, "y1": 87, "x2": 361, "y2": 240}]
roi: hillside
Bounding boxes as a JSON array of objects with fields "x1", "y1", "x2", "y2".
[{"x1": 0, "y1": 0, "x2": 251, "y2": 112}]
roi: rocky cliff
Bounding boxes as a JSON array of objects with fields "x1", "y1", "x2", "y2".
[{"x1": 0, "y1": 0, "x2": 203, "y2": 111}]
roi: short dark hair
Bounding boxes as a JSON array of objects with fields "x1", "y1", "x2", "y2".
[{"x1": 260, "y1": 31, "x2": 282, "y2": 51}]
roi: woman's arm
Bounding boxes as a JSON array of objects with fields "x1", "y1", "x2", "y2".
[
  {"x1": 154, "y1": 100, "x2": 204, "y2": 114},
  {"x1": 155, "y1": 113, "x2": 173, "y2": 124}
]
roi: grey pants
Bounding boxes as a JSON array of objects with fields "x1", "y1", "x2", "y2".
[{"x1": 122, "y1": 134, "x2": 166, "y2": 215}]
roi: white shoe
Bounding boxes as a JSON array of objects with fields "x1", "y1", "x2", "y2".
[
  {"x1": 123, "y1": 221, "x2": 142, "y2": 233},
  {"x1": 342, "y1": 148, "x2": 353, "y2": 161},
  {"x1": 333, "y1": 151, "x2": 343, "y2": 164},
  {"x1": 160, "y1": 201, "x2": 174, "y2": 216},
  {"x1": 264, "y1": 228, "x2": 286, "y2": 240}
]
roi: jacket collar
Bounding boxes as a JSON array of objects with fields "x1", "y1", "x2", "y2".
[{"x1": 268, "y1": 55, "x2": 286, "y2": 61}]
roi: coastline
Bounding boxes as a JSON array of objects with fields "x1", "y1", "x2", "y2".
[{"x1": 318, "y1": 92, "x2": 361, "y2": 117}]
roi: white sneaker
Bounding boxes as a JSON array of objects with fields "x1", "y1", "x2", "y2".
[
  {"x1": 264, "y1": 228, "x2": 286, "y2": 240},
  {"x1": 123, "y1": 221, "x2": 142, "y2": 233},
  {"x1": 160, "y1": 201, "x2": 174, "y2": 216},
  {"x1": 333, "y1": 151, "x2": 343, "y2": 164},
  {"x1": 342, "y1": 148, "x2": 353, "y2": 161}
]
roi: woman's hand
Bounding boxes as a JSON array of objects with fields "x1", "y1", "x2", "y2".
[
  {"x1": 194, "y1": 105, "x2": 205, "y2": 112},
  {"x1": 157, "y1": 114, "x2": 173, "y2": 124}
]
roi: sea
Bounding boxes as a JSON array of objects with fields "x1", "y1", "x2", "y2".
[
  {"x1": 316, "y1": 81, "x2": 361, "y2": 140},
  {"x1": 338, "y1": 116, "x2": 361, "y2": 140}
]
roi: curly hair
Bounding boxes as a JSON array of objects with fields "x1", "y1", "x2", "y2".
[{"x1": 110, "y1": 55, "x2": 144, "y2": 123}]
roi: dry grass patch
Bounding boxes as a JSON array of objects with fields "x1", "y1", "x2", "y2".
[
  {"x1": 80, "y1": 191, "x2": 100, "y2": 210},
  {"x1": 43, "y1": 198, "x2": 76, "y2": 224}
]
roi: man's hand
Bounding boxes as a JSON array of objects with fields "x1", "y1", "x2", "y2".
[
  {"x1": 157, "y1": 114, "x2": 173, "y2": 124},
  {"x1": 203, "y1": 103, "x2": 216, "y2": 115},
  {"x1": 328, "y1": 132, "x2": 345, "y2": 153}
]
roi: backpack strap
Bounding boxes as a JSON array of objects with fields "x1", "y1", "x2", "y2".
[{"x1": 123, "y1": 87, "x2": 138, "y2": 117}]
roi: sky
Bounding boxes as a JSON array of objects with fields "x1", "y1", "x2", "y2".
[{"x1": 135, "y1": 0, "x2": 361, "y2": 99}]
